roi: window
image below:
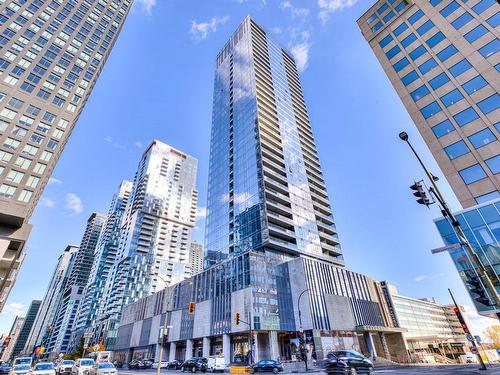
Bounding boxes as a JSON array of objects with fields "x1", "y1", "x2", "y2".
[
  {"x1": 418, "y1": 58, "x2": 438, "y2": 74},
  {"x1": 33, "y1": 163, "x2": 46, "y2": 174},
  {"x1": 429, "y1": 72, "x2": 450, "y2": 89},
  {"x1": 477, "y1": 94, "x2": 499, "y2": 114},
  {"x1": 426, "y1": 32, "x2": 446, "y2": 48},
  {"x1": 449, "y1": 59, "x2": 472, "y2": 77},
  {"x1": 23, "y1": 144, "x2": 38, "y2": 156},
  {"x1": 6, "y1": 170, "x2": 24, "y2": 183},
  {"x1": 432, "y1": 120, "x2": 455, "y2": 138},
  {"x1": 0, "y1": 121, "x2": 8, "y2": 132},
  {"x1": 0, "y1": 108, "x2": 17, "y2": 120},
  {"x1": 379, "y1": 34, "x2": 393, "y2": 48},
  {"x1": 476, "y1": 191, "x2": 500, "y2": 203},
  {"x1": 18, "y1": 189, "x2": 32, "y2": 203},
  {"x1": 26, "y1": 105, "x2": 41, "y2": 116},
  {"x1": 20, "y1": 82, "x2": 35, "y2": 93},
  {"x1": 486, "y1": 12, "x2": 500, "y2": 28},
  {"x1": 408, "y1": 10, "x2": 424, "y2": 24},
  {"x1": 485, "y1": 155, "x2": 500, "y2": 174},
  {"x1": 3, "y1": 138, "x2": 20, "y2": 149},
  {"x1": 460, "y1": 164, "x2": 487, "y2": 184},
  {"x1": 401, "y1": 70, "x2": 419, "y2": 85},
  {"x1": 479, "y1": 39, "x2": 499, "y2": 58},
  {"x1": 43, "y1": 112, "x2": 56, "y2": 123},
  {"x1": 462, "y1": 75, "x2": 487, "y2": 94},
  {"x1": 383, "y1": 11, "x2": 395, "y2": 23},
  {"x1": 453, "y1": 107, "x2": 479, "y2": 127},
  {"x1": 464, "y1": 25, "x2": 488, "y2": 43},
  {"x1": 0, "y1": 184, "x2": 16, "y2": 198},
  {"x1": 386, "y1": 45, "x2": 401, "y2": 59},
  {"x1": 52, "y1": 96, "x2": 65, "y2": 107},
  {"x1": 440, "y1": 1, "x2": 459, "y2": 17},
  {"x1": 472, "y1": 0, "x2": 496, "y2": 14},
  {"x1": 440, "y1": 89, "x2": 464, "y2": 107},
  {"x1": 11, "y1": 127, "x2": 27, "y2": 138},
  {"x1": 37, "y1": 90, "x2": 50, "y2": 100},
  {"x1": 395, "y1": 1, "x2": 407, "y2": 12},
  {"x1": 40, "y1": 151, "x2": 52, "y2": 162},
  {"x1": 393, "y1": 57, "x2": 410, "y2": 72},
  {"x1": 8, "y1": 97, "x2": 23, "y2": 109},
  {"x1": 444, "y1": 140, "x2": 469, "y2": 159},
  {"x1": 0, "y1": 151, "x2": 12, "y2": 163},
  {"x1": 394, "y1": 23, "x2": 408, "y2": 36},
  {"x1": 468, "y1": 128, "x2": 496, "y2": 148},
  {"x1": 410, "y1": 85, "x2": 430, "y2": 101},
  {"x1": 452, "y1": 12, "x2": 473, "y2": 29},
  {"x1": 437, "y1": 44, "x2": 458, "y2": 62},
  {"x1": 417, "y1": 20, "x2": 434, "y2": 36},
  {"x1": 401, "y1": 33, "x2": 417, "y2": 48},
  {"x1": 420, "y1": 101, "x2": 442, "y2": 119},
  {"x1": 15, "y1": 157, "x2": 31, "y2": 170},
  {"x1": 373, "y1": 21, "x2": 383, "y2": 32},
  {"x1": 377, "y1": 3, "x2": 389, "y2": 15},
  {"x1": 26, "y1": 176, "x2": 40, "y2": 189},
  {"x1": 409, "y1": 45, "x2": 426, "y2": 60}
]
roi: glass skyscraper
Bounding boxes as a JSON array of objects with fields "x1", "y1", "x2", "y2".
[
  {"x1": 358, "y1": 0, "x2": 499, "y2": 209},
  {"x1": 0, "y1": 0, "x2": 132, "y2": 311},
  {"x1": 205, "y1": 16, "x2": 342, "y2": 268}
]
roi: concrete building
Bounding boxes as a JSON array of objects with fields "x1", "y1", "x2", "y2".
[
  {"x1": 0, "y1": 0, "x2": 133, "y2": 310},
  {"x1": 189, "y1": 242, "x2": 203, "y2": 275},
  {"x1": 11, "y1": 300, "x2": 40, "y2": 358},
  {"x1": 23, "y1": 244, "x2": 78, "y2": 354},
  {"x1": 93, "y1": 141, "x2": 198, "y2": 349},
  {"x1": 1, "y1": 316, "x2": 24, "y2": 361},
  {"x1": 380, "y1": 282, "x2": 467, "y2": 361}
]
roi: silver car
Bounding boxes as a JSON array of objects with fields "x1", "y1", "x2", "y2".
[{"x1": 88, "y1": 363, "x2": 116, "y2": 375}]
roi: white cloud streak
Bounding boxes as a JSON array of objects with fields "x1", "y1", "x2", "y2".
[
  {"x1": 48, "y1": 177, "x2": 62, "y2": 185},
  {"x1": 414, "y1": 274, "x2": 429, "y2": 282},
  {"x1": 41, "y1": 197, "x2": 56, "y2": 208},
  {"x1": 190, "y1": 16, "x2": 229, "y2": 41},
  {"x1": 3, "y1": 302, "x2": 26, "y2": 315},
  {"x1": 289, "y1": 30, "x2": 311, "y2": 73},
  {"x1": 196, "y1": 207, "x2": 207, "y2": 219},
  {"x1": 280, "y1": 1, "x2": 310, "y2": 17},
  {"x1": 136, "y1": 0, "x2": 156, "y2": 15},
  {"x1": 65, "y1": 193, "x2": 83, "y2": 215},
  {"x1": 317, "y1": 0, "x2": 358, "y2": 23}
]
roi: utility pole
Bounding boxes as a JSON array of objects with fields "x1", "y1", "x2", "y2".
[
  {"x1": 399, "y1": 132, "x2": 499, "y2": 320},
  {"x1": 449, "y1": 289, "x2": 487, "y2": 370}
]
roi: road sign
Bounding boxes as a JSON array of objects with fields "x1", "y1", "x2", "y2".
[
  {"x1": 466, "y1": 333, "x2": 474, "y2": 342},
  {"x1": 475, "y1": 335, "x2": 482, "y2": 345},
  {"x1": 470, "y1": 346, "x2": 479, "y2": 354}
]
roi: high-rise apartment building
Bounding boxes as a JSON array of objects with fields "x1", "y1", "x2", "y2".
[
  {"x1": 23, "y1": 244, "x2": 78, "y2": 354},
  {"x1": 358, "y1": 0, "x2": 499, "y2": 209},
  {"x1": 11, "y1": 299, "x2": 40, "y2": 358},
  {"x1": 92, "y1": 140, "x2": 198, "y2": 349},
  {"x1": 189, "y1": 241, "x2": 203, "y2": 275},
  {"x1": 205, "y1": 16, "x2": 342, "y2": 268},
  {"x1": 0, "y1": 0, "x2": 132, "y2": 310},
  {"x1": 1, "y1": 316, "x2": 24, "y2": 361}
]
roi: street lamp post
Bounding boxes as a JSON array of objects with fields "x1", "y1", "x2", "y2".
[
  {"x1": 156, "y1": 275, "x2": 174, "y2": 375},
  {"x1": 297, "y1": 289, "x2": 310, "y2": 371},
  {"x1": 399, "y1": 132, "x2": 500, "y2": 313}
]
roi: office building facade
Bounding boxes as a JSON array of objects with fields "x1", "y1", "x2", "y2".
[
  {"x1": 0, "y1": 0, "x2": 132, "y2": 310},
  {"x1": 1, "y1": 316, "x2": 24, "y2": 361},
  {"x1": 189, "y1": 241, "x2": 203, "y2": 275},
  {"x1": 358, "y1": 0, "x2": 499, "y2": 209},
  {"x1": 11, "y1": 299, "x2": 40, "y2": 358}
]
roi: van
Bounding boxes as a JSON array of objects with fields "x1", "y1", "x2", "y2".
[{"x1": 206, "y1": 357, "x2": 226, "y2": 373}]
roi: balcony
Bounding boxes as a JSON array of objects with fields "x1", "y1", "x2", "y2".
[{"x1": 268, "y1": 223, "x2": 296, "y2": 242}]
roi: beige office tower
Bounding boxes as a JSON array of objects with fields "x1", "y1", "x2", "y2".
[
  {"x1": 358, "y1": 0, "x2": 499, "y2": 208},
  {"x1": 0, "y1": 0, "x2": 132, "y2": 310}
]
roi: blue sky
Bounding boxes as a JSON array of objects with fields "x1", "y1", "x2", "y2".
[{"x1": 0, "y1": 0, "x2": 496, "y2": 335}]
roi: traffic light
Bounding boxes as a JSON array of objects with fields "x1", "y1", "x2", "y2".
[
  {"x1": 453, "y1": 306, "x2": 470, "y2": 334},
  {"x1": 410, "y1": 181, "x2": 431, "y2": 206},
  {"x1": 466, "y1": 275, "x2": 495, "y2": 306},
  {"x1": 235, "y1": 312, "x2": 240, "y2": 325},
  {"x1": 188, "y1": 301, "x2": 195, "y2": 314}
]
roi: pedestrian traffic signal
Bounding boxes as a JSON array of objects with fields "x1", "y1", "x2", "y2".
[
  {"x1": 235, "y1": 312, "x2": 240, "y2": 325},
  {"x1": 410, "y1": 181, "x2": 431, "y2": 206},
  {"x1": 188, "y1": 301, "x2": 195, "y2": 314},
  {"x1": 453, "y1": 306, "x2": 470, "y2": 334},
  {"x1": 466, "y1": 275, "x2": 495, "y2": 306}
]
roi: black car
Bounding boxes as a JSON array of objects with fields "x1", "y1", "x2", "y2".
[
  {"x1": 325, "y1": 351, "x2": 373, "y2": 375},
  {"x1": 128, "y1": 360, "x2": 143, "y2": 369},
  {"x1": 180, "y1": 358, "x2": 208, "y2": 373},
  {"x1": 167, "y1": 360, "x2": 182, "y2": 370},
  {"x1": 249, "y1": 360, "x2": 283, "y2": 374}
]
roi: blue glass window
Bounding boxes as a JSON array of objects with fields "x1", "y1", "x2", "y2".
[
  {"x1": 418, "y1": 58, "x2": 438, "y2": 74},
  {"x1": 394, "y1": 22, "x2": 408, "y2": 36},
  {"x1": 437, "y1": 44, "x2": 458, "y2": 61},
  {"x1": 393, "y1": 57, "x2": 410, "y2": 72},
  {"x1": 440, "y1": 89, "x2": 464, "y2": 107},
  {"x1": 462, "y1": 75, "x2": 488, "y2": 94},
  {"x1": 464, "y1": 25, "x2": 488, "y2": 43},
  {"x1": 426, "y1": 32, "x2": 446, "y2": 48},
  {"x1": 402, "y1": 33, "x2": 417, "y2": 48},
  {"x1": 401, "y1": 70, "x2": 419, "y2": 85},
  {"x1": 408, "y1": 10, "x2": 424, "y2": 24},
  {"x1": 479, "y1": 39, "x2": 499, "y2": 58},
  {"x1": 477, "y1": 94, "x2": 499, "y2": 114},
  {"x1": 379, "y1": 34, "x2": 393, "y2": 48},
  {"x1": 420, "y1": 101, "x2": 442, "y2": 119},
  {"x1": 429, "y1": 72, "x2": 450, "y2": 89},
  {"x1": 378, "y1": 3, "x2": 389, "y2": 14},
  {"x1": 417, "y1": 20, "x2": 434, "y2": 36},
  {"x1": 485, "y1": 155, "x2": 500, "y2": 174},
  {"x1": 409, "y1": 45, "x2": 427, "y2": 60},
  {"x1": 486, "y1": 12, "x2": 500, "y2": 28},
  {"x1": 386, "y1": 45, "x2": 401, "y2": 59},
  {"x1": 468, "y1": 128, "x2": 496, "y2": 148},
  {"x1": 453, "y1": 107, "x2": 479, "y2": 126},
  {"x1": 372, "y1": 22, "x2": 383, "y2": 32},
  {"x1": 430, "y1": 0, "x2": 442, "y2": 6},
  {"x1": 395, "y1": 1, "x2": 407, "y2": 12},
  {"x1": 449, "y1": 59, "x2": 472, "y2": 77},
  {"x1": 367, "y1": 14, "x2": 377, "y2": 24},
  {"x1": 432, "y1": 120, "x2": 455, "y2": 138},
  {"x1": 472, "y1": 0, "x2": 496, "y2": 14},
  {"x1": 476, "y1": 191, "x2": 500, "y2": 204},
  {"x1": 410, "y1": 85, "x2": 430, "y2": 101},
  {"x1": 460, "y1": 164, "x2": 487, "y2": 184},
  {"x1": 444, "y1": 141, "x2": 469, "y2": 159},
  {"x1": 440, "y1": 1, "x2": 459, "y2": 17},
  {"x1": 383, "y1": 11, "x2": 395, "y2": 22},
  {"x1": 452, "y1": 12, "x2": 474, "y2": 29}
]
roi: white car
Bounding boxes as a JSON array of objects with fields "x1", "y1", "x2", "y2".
[
  {"x1": 151, "y1": 362, "x2": 168, "y2": 369},
  {"x1": 88, "y1": 363, "x2": 116, "y2": 375},
  {"x1": 9, "y1": 364, "x2": 31, "y2": 375},
  {"x1": 56, "y1": 361, "x2": 74, "y2": 375},
  {"x1": 71, "y1": 359, "x2": 95, "y2": 375},
  {"x1": 13, "y1": 359, "x2": 32, "y2": 367},
  {"x1": 30, "y1": 363, "x2": 55, "y2": 375},
  {"x1": 206, "y1": 357, "x2": 226, "y2": 373}
]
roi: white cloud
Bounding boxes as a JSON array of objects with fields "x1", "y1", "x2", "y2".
[
  {"x1": 136, "y1": 0, "x2": 156, "y2": 15},
  {"x1": 462, "y1": 305, "x2": 497, "y2": 341},
  {"x1": 40, "y1": 197, "x2": 56, "y2": 208},
  {"x1": 48, "y1": 177, "x2": 62, "y2": 185},
  {"x1": 65, "y1": 193, "x2": 83, "y2": 215},
  {"x1": 270, "y1": 27, "x2": 283, "y2": 34},
  {"x1": 288, "y1": 30, "x2": 311, "y2": 73},
  {"x1": 317, "y1": 0, "x2": 358, "y2": 24},
  {"x1": 104, "y1": 136, "x2": 113, "y2": 143},
  {"x1": 414, "y1": 274, "x2": 429, "y2": 282},
  {"x1": 104, "y1": 136, "x2": 123, "y2": 149},
  {"x1": 196, "y1": 207, "x2": 207, "y2": 219},
  {"x1": 190, "y1": 16, "x2": 229, "y2": 41},
  {"x1": 134, "y1": 141, "x2": 143, "y2": 149},
  {"x1": 3, "y1": 302, "x2": 26, "y2": 315},
  {"x1": 280, "y1": 1, "x2": 310, "y2": 17}
]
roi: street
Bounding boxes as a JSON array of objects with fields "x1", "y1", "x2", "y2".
[{"x1": 117, "y1": 365, "x2": 500, "y2": 375}]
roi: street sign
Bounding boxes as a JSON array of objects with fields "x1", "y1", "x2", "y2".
[
  {"x1": 470, "y1": 347, "x2": 478, "y2": 354},
  {"x1": 475, "y1": 335, "x2": 482, "y2": 345},
  {"x1": 466, "y1": 333, "x2": 474, "y2": 342}
]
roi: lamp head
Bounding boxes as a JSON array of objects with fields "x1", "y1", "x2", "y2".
[{"x1": 399, "y1": 131, "x2": 409, "y2": 141}]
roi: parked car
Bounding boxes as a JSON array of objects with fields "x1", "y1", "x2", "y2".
[
  {"x1": 180, "y1": 358, "x2": 208, "y2": 373},
  {"x1": 88, "y1": 362, "x2": 117, "y2": 375},
  {"x1": 0, "y1": 363, "x2": 12, "y2": 375},
  {"x1": 30, "y1": 363, "x2": 55, "y2": 375},
  {"x1": 71, "y1": 359, "x2": 95, "y2": 375},
  {"x1": 206, "y1": 357, "x2": 225, "y2": 373},
  {"x1": 151, "y1": 362, "x2": 168, "y2": 369},
  {"x1": 127, "y1": 360, "x2": 142, "y2": 370},
  {"x1": 13, "y1": 359, "x2": 32, "y2": 367},
  {"x1": 325, "y1": 351, "x2": 373, "y2": 375},
  {"x1": 166, "y1": 360, "x2": 182, "y2": 370},
  {"x1": 10, "y1": 364, "x2": 30, "y2": 375},
  {"x1": 56, "y1": 360, "x2": 74, "y2": 375},
  {"x1": 142, "y1": 360, "x2": 153, "y2": 369},
  {"x1": 249, "y1": 360, "x2": 283, "y2": 374}
]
